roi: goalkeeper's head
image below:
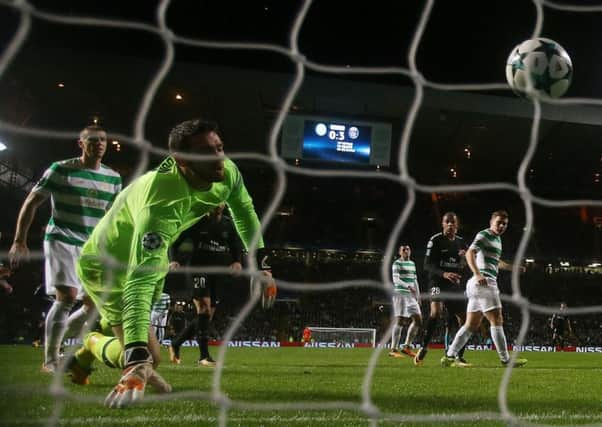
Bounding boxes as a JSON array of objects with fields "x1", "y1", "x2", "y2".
[{"x1": 169, "y1": 118, "x2": 225, "y2": 187}]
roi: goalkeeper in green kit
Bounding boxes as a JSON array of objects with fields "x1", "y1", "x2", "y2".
[{"x1": 69, "y1": 118, "x2": 275, "y2": 408}]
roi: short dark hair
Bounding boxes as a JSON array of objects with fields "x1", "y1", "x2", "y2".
[
  {"x1": 168, "y1": 118, "x2": 218, "y2": 153},
  {"x1": 80, "y1": 125, "x2": 106, "y2": 140},
  {"x1": 491, "y1": 210, "x2": 509, "y2": 220},
  {"x1": 442, "y1": 211, "x2": 457, "y2": 220}
]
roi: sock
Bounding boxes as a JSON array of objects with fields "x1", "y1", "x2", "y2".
[
  {"x1": 391, "y1": 322, "x2": 402, "y2": 350},
  {"x1": 65, "y1": 305, "x2": 91, "y2": 339},
  {"x1": 197, "y1": 313, "x2": 210, "y2": 360},
  {"x1": 44, "y1": 300, "x2": 74, "y2": 364},
  {"x1": 404, "y1": 321, "x2": 419, "y2": 347},
  {"x1": 457, "y1": 342, "x2": 468, "y2": 359},
  {"x1": 172, "y1": 317, "x2": 198, "y2": 349},
  {"x1": 446, "y1": 326, "x2": 473, "y2": 358},
  {"x1": 490, "y1": 326, "x2": 509, "y2": 363},
  {"x1": 79, "y1": 331, "x2": 124, "y2": 369},
  {"x1": 420, "y1": 317, "x2": 438, "y2": 348}
]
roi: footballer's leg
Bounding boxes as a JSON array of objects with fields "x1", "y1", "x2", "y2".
[
  {"x1": 43, "y1": 285, "x2": 77, "y2": 372},
  {"x1": 197, "y1": 295, "x2": 215, "y2": 367},
  {"x1": 483, "y1": 308, "x2": 527, "y2": 368}
]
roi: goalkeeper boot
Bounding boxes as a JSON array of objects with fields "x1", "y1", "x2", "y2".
[
  {"x1": 413, "y1": 347, "x2": 427, "y2": 366},
  {"x1": 168, "y1": 344, "x2": 181, "y2": 365},
  {"x1": 401, "y1": 346, "x2": 417, "y2": 358},
  {"x1": 388, "y1": 348, "x2": 404, "y2": 358},
  {"x1": 501, "y1": 358, "x2": 528, "y2": 368},
  {"x1": 198, "y1": 357, "x2": 216, "y2": 368},
  {"x1": 66, "y1": 356, "x2": 92, "y2": 385},
  {"x1": 440, "y1": 355, "x2": 455, "y2": 367}
]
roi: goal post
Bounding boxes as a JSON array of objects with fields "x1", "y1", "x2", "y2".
[{"x1": 306, "y1": 327, "x2": 377, "y2": 348}]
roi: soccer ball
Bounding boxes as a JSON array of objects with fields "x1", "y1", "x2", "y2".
[{"x1": 505, "y1": 37, "x2": 573, "y2": 98}]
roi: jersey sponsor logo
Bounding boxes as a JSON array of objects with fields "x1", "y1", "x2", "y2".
[
  {"x1": 158, "y1": 157, "x2": 175, "y2": 173},
  {"x1": 142, "y1": 232, "x2": 163, "y2": 250}
]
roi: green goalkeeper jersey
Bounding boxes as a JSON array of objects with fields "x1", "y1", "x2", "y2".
[{"x1": 78, "y1": 156, "x2": 263, "y2": 345}]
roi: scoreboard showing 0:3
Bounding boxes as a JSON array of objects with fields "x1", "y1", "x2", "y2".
[{"x1": 280, "y1": 114, "x2": 392, "y2": 167}]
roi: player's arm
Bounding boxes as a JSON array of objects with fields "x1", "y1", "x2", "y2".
[
  {"x1": 122, "y1": 206, "x2": 179, "y2": 349},
  {"x1": 465, "y1": 247, "x2": 487, "y2": 285},
  {"x1": 424, "y1": 237, "x2": 460, "y2": 284},
  {"x1": 499, "y1": 260, "x2": 526, "y2": 273},
  {"x1": 226, "y1": 163, "x2": 275, "y2": 304},
  {"x1": 9, "y1": 190, "x2": 48, "y2": 269}
]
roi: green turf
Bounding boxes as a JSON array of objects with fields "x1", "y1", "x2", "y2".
[{"x1": 1, "y1": 345, "x2": 601, "y2": 426}]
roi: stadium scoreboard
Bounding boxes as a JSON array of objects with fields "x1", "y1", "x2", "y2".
[{"x1": 280, "y1": 115, "x2": 392, "y2": 166}]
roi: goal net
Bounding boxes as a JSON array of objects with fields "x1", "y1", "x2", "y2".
[
  {"x1": 306, "y1": 327, "x2": 376, "y2": 348},
  {"x1": 1, "y1": 1, "x2": 602, "y2": 426}
]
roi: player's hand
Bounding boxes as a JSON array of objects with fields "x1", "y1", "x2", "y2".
[
  {"x1": 8, "y1": 241, "x2": 29, "y2": 270},
  {"x1": 0, "y1": 280, "x2": 12, "y2": 295},
  {"x1": 168, "y1": 261, "x2": 180, "y2": 271},
  {"x1": 518, "y1": 265, "x2": 526, "y2": 273},
  {"x1": 105, "y1": 363, "x2": 161, "y2": 408},
  {"x1": 229, "y1": 261, "x2": 242, "y2": 274},
  {"x1": 0, "y1": 266, "x2": 11, "y2": 279},
  {"x1": 443, "y1": 272, "x2": 461, "y2": 284},
  {"x1": 474, "y1": 273, "x2": 487, "y2": 286},
  {"x1": 260, "y1": 270, "x2": 277, "y2": 309}
]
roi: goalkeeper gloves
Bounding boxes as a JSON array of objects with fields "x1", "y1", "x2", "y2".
[{"x1": 105, "y1": 345, "x2": 171, "y2": 408}]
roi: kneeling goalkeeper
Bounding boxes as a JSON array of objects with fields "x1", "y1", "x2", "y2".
[{"x1": 71, "y1": 118, "x2": 274, "y2": 408}]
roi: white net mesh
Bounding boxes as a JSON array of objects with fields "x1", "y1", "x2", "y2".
[
  {"x1": 2, "y1": 0, "x2": 602, "y2": 426},
  {"x1": 306, "y1": 327, "x2": 376, "y2": 348}
]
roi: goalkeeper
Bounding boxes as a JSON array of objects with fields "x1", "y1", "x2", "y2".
[{"x1": 69, "y1": 118, "x2": 274, "y2": 408}]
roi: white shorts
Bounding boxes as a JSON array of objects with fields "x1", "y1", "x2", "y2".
[
  {"x1": 392, "y1": 293, "x2": 421, "y2": 318},
  {"x1": 151, "y1": 311, "x2": 168, "y2": 328},
  {"x1": 466, "y1": 276, "x2": 501, "y2": 313},
  {"x1": 44, "y1": 239, "x2": 84, "y2": 299}
]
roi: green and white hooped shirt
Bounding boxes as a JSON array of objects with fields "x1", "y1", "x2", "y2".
[
  {"x1": 392, "y1": 259, "x2": 419, "y2": 295},
  {"x1": 34, "y1": 158, "x2": 122, "y2": 247},
  {"x1": 469, "y1": 228, "x2": 502, "y2": 280}
]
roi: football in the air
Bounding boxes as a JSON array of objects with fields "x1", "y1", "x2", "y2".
[{"x1": 505, "y1": 37, "x2": 572, "y2": 98}]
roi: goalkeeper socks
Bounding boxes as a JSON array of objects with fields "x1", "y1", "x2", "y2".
[
  {"x1": 45, "y1": 300, "x2": 74, "y2": 365},
  {"x1": 446, "y1": 326, "x2": 472, "y2": 358},
  {"x1": 420, "y1": 317, "x2": 438, "y2": 348},
  {"x1": 391, "y1": 322, "x2": 402, "y2": 349},
  {"x1": 490, "y1": 326, "x2": 509, "y2": 362},
  {"x1": 197, "y1": 313, "x2": 210, "y2": 359},
  {"x1": 65, "y1": 304, "x2": 91, "y2": 339},
  {"x1": 83, "y1": 332, "x2": 124, "y2": 369},
  {"x1": 404, "y1": 321, "x2": 419, "y2": 347}
]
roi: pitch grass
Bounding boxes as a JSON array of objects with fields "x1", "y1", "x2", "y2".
[{"x1": 1, "y1": 345, "x2": 602, "y2": 426}]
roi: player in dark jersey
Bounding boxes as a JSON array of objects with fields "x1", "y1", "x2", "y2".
[
  {"x1": 550, "y1": 302, "x2": 573, "y2": 350},
  {"x1": 168, "y1": 204, "x2": 244, "y2": 367},
  {"x1": 414, "y1": 212, "x2": 469, "y2": 366}
]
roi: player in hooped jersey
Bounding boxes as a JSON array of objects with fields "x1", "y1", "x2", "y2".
[
  {"x1": 442, "y1": 210, "x2": 527, "y2": 368},
  {"x1": 414, "y1": 212, "x2": 469, "y2": 366},
  {"x1": 69, "y1": 118, "x2": 275, "y2": 408},
  {"x1": 388, "y1": 245, "x2": 422, "y2": 359},
  {"x1": 9, "y1": 125, "x2": 121, "y2": 373}
]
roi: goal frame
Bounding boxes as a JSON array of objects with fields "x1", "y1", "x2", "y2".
[{"x1": 306, "y1": 326, "x2": 377, "y2": 348}]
